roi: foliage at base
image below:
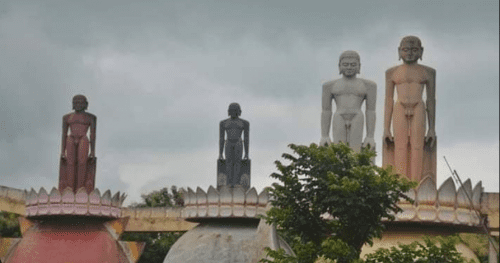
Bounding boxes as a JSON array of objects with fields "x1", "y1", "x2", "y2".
[
  {"x1": 0, "y1": 211, "x2": 21, "y2": 237},
  {"x1": 364, "y1": 235, "x2": 477, "y2": 263},
  {"x1": 121, "y1": 232, "x2": 184, "y2": 263},
  {"x1": 261, "y1": 143, "x2": 415, "y2": 263}
]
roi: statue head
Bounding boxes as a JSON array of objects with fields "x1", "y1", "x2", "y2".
[
  {"x1": 338, "y1": 50, "x2": 360, "y2": 76},
  {"x1": 72, "y1": 94, "x2": 88, "y2": 112},
  {"x1": 398, "y1": 35, "x2": 423, "y2": 62},
  {"x1": 228, "y1": 103, "x2": 241, "y2": 118}
]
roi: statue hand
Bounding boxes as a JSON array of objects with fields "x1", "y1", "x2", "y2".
[
  {"x1": 362, "y1": 137, "x2": 376, "y2": 149},
  {"x1": 89, "y1": 152, "x2": 95, "y2": 158},
  {"x1": 243, "y1": 154, "x2": 249, "y2": 160},
  {"x1": 60, "y1": 153, "x2": 66, "y2": 160},
  {"x1": 425, "y1": 130, "x2": 436, "y2": 148},
  {"x1": 218, "y1": 154, "x2": 224, "y2": 160},
  {"x1": 383, "y1": 130, "x2": 393, "y2": 144},
  {"x1": 319, "y1": 136, "x2": 332, "y2": 147}
]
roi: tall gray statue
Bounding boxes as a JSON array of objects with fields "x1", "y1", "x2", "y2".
[
  {"x1": 320, "y1": 50, "x2": 377, "y2": 152},
  {"x1": 217, "y1": 103, "x2": 250, "y2": 190}
]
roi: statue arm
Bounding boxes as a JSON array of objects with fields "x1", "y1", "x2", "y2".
[
  {"x1": 219, "y1": 121, "x2": 225, "y2": 159},
  {"x1": 425, "y1": 68, "x2": 436, "y2": 145},
  {"x1": 244, "y1": 120, "x2": 249, "y2": 159},
  {"x1": 384, "y1": 70, "x2": 395, "y2": 142},
  {"x1": 363, "y1": 81, "x2": 377, "y2": 148},
  {"x1": 320, "y1": 83, "x2": 333, "y2": 145},
  {"x1": 61, "y1": 115, "x2": 68, "y2": 158},
  {"x1": 89, "y1": 114, "x2": 96, "y2": 158}
]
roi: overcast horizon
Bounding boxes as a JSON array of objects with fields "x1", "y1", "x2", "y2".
[{"x1": 0, "y1": 0, "x2": 498, "y2": 205}]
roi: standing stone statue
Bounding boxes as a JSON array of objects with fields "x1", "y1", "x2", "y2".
[
  {"x1": 59, "y1": 94, "x2": 97, "y2": 193},
  {"x1": 217, "y1": 103, "x2": 250, "y2": 190},
  {"x1": 383, "y1": 36, "x2": 437, "y2": 183},
  {"x1": 320, "y1": 50, "x2": 377, "y2": 152}
]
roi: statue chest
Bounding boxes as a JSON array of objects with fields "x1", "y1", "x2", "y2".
[
  {"x1": 224, "y1": 120, "x2": 245, "y2": 130},
  {"x1": 392, "y1": 67, "x2": 428, "y2": 85},
  {"x1": 331, "y1": 79, "x2": 367, "y2": 97},
  {"x1": 68, "y1": 114, "x2": 91, "y2": 125}
]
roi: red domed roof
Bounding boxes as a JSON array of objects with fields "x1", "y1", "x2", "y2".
[{"x1": 5, "y1": 217, "x2": 130, "y2": 263}]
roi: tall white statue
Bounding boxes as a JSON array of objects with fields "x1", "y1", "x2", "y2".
[{"x1": 320, "y1": 51, "x2": 377, "y2": 152}]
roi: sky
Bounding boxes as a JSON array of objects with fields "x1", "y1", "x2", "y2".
[{"x1": 0, "y1": 0, "x2": 498, "y2": 206}]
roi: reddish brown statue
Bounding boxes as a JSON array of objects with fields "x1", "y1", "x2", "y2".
[
  {"x1": 59, "y1": 95, "x2": 97, "y2": 193},
  {"x1": 383, "y1": 36, "x2": 436, "y2": 183}
]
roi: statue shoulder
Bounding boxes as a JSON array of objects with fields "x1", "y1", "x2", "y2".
[
  {"x1": 86, "y1": 112, "x2": 97, "y2": 120},
  {"x1": 422, "y1": 65, "x2": 436, "y2": 75},
  {"x1": 361, "y1": 79, "x2": 377, "y2": 89},
  {"x1": 220, "y1": 118, "x2": 231, "y2": 127},
  {"x1": 385, "y1": 65, "x2": 399, "y2": 76},
  {"x1": 322, "y1": 79, "x2": 337, "y2": 89},
  {"x1": 241, "y1": 119, "x2": 250, "y2": 127}
]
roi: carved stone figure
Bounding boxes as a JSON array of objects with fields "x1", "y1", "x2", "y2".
[
  {"x1": 59, "y1": 95, "x2": 97, "y2": 193},
  {"x1": 320, "y1": 50, "x2": 377, "y2": 152},
  {"x1": 217, "y1": 103, "x2": 250, "y2": 190},
  {"x1": 383, "y1": 36, "x2": 437, "y2": 183}
]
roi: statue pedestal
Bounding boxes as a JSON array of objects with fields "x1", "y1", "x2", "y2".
[{"x1": 217, "y1": 159, "x2": 251, "y2": 191}]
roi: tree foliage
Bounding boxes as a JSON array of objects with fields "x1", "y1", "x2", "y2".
[
  {"x1": 364, "y1": 235, "x2": 477, "y2": 263},
  {"x1": 261, "y1": 143, "x2": 416, "y2": 263},
  {"x1": 123, "y1": 185, "x2": 185, "y2": 263},
  {"x1": 130, "y1": 185, "x2": 184, "y2": 208},
  {"x1": 0, "y1": 211, "x2": 21, "y2": 238}
]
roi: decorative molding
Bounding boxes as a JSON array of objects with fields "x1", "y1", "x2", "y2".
[
  {"x1": 25, "y1": 187, "x2": 125, "y2": 218},
  {"x1": 392, "y1": 176, "x2": 485, "y2": 226},
  {"x1": 179, "y1": 185, "x2": 269, "y2": 220}
]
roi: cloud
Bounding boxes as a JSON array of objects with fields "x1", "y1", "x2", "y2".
[{"x1": 0, "y1": 0, "x2": 497, "y2": 205}]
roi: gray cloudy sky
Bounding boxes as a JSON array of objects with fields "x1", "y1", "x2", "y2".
[{"x1": 0, "y1": 0, "x2": 498, "y2": 205}]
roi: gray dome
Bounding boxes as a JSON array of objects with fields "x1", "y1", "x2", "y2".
[{"x1": 164, "y1": 219, "x2": 293, "y2": 263}]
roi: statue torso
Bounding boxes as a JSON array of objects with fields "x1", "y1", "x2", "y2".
[
  {"x1": 222, "y1": 118, "x2": 246, "y2": 142},
  {"x1": 66, "y1": 112, "x2": 93, "y2": 137},
  {"x1": 391, "y1": 64, "x2": 429, "y2": 106},
  {"x1": 327, "y1": 78, "x2": 367, "y2": 113}
]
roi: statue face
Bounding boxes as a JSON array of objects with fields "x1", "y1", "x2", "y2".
[
  {"x1": 399, "y1": 41, "x2": 422, "y2": 63},
  {"x1": 228, "y1": 107, "x2": 240, "y2": 118},
  {"x1": 72, "y1": 96, "x2": 87, "y2": 111},
  {"x1": 339, "y1": 57, "x2": 360, "y2": 77}
]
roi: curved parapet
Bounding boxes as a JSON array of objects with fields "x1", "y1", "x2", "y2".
[
  {"x1": 0, "y1": 186, "x2": 27, "y2": 215},
  {"x1": 392, "y1": 177, "x2": 484, "y2": 228},
  {"x1": 415, "y1": 176, "x2": 437, "y2": 221},
  {"x1": 25, "y1": 187, "x2": 125, "y2": 218},
  {"x1": 179, "y1": 185, "x2": 269, "y2": 222}
]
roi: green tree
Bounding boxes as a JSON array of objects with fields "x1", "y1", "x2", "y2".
[
  {"x1": 364, "y1": 235, "x2": 476, "y2": 263},
  {"x1": 122, "y1": 186, "x2": 185, "y2": 263},
  {"x1": 130, "y1": 185, "x2": 184, "y2": 208},
  {"x1": 0, "y1": 211, "x2": 21, "y2": 238},
  {"x1": 261, "y1": 143, "x2": 415, "y2": 263}
]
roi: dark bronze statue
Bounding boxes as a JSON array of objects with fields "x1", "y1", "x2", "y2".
[
  {"x1": 59, "y1": 95, "x2": 97, "y2": 193},
  {"x1": 217, "y1": 103, "x2": 250, "y2": 190}
]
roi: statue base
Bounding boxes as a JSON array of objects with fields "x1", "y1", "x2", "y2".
[
  {"x1": 217, "y1": 159, "x2": 251, "y2": 191},
  {"x1": 59, "y1": 157, "x2": 97, "y2": 193}
]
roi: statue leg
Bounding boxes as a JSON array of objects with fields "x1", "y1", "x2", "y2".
[
  {"x1": 225, "y1": 142, "x2": 235, "y2": 186},
  {"x1": 410, "y1": 103, "x2": 426, "y2": 182},
  {"x1": 331, "y1": 113, "x2": 347, "y2": 144},
  {"x1": 349, "y1": 113, "x2": 364, "y2": 152},
  {"x1": 76, "y1": 137, "x2": 90, "y2": 191},
  {"x1": 234, "y1": 140, "x2": 243, "y2": 185},
  {"x1": 65, "y1": 137, "x2": 77, "y2": 191},
  {"x1": 393, "y1": 103, "x2": 409, "y2": 178}
]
